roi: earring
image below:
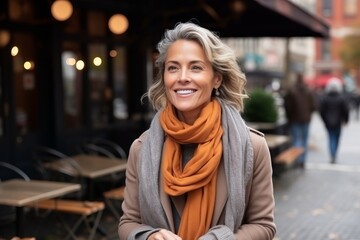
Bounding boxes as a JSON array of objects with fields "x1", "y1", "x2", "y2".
[{"x1": 215, "y1": 88, "x2": 220, "y2": 96}]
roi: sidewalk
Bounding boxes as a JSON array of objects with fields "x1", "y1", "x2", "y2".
[{"x1": 273, "y1": 111, "x2": 360, "y2": 240}]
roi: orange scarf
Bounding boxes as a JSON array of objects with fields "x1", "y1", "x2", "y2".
[{"x1": 160, "y1": 100, "x2": 223, "y2": 239}]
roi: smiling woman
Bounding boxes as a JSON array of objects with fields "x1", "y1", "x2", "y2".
[
  {"x1": 119, "y1": 22, "x2": 276, "y2": 240},
  {"x1": 163, "y1": 39, "x2": 222, "y2": 124}
]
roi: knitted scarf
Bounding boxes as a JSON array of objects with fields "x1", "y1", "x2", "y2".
[
  {"x1": 160, "y1": 100, "x2": 223, "y2": 239},
  {"x1": 138, "y1": 99, "x2": 253, "y2": 239}
]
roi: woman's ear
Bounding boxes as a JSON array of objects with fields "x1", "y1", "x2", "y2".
[{"x1": 214, "y1": 73, "x2": 223, "y2": 88}]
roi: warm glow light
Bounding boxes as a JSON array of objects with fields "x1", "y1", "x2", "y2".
[
  {"x1": 11, "y1": 46, "x2": 19, "y2": 56},
  {"x1": 231, "y1": 0, "x2": 246, "y2": 13},
  {"x1": 108, "y1": 14, "x2": 129, "y2": 34},
  {"x1": 0, "y1": 30, "x2": 10, "y2": 47},
  {"x1": 51, "y1": 0, "x2": 73, "y2": 21},
  {"x1": 76, "y1": 60, "x2": 85, "y2": 70},
  {"x1": 109, "y1": 50, "x2": 117, "y2": 58},
  {"x1": 66, "y1": 57, "x2": 76, "y2": 65},
  {"x1": 24, "y1": 61, "x2": 35, "y2": 70},
  {"x1": 93, "y1": 57, "x2": 102, "y2": 66}
]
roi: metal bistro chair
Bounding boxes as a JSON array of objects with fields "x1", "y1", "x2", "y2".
[
  {"x1": 30, "y1": 147, "x2": 105, "y2": 240},
  {"x1": 102, "y1": 185, "x2": 125, "y2": 220},
  {"x1": 90, "y1": 138, "x2": 127, "y2": 160},
  {"x1": 77, "y1": 139, "x2": 127, "y2": 219},
  {"x1": 32, "y1": 146, "x2": 86, "y2": 199},
  {"x1": 77, "y1": 143, "x2": 116, "y2": 159},
  {"x1": 77, "y1": 138, "x2": 127, "y2": 188},
  {"x1": 93, "y1": 139, "x2": 127, "y2": 220},
  {"x1": 0, "y1": 161, "x2": 31, "y2": 181}
]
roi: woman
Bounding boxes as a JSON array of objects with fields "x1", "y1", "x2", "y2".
[
  {"x1": 319, "y1": 78, "x2": 349, "y2": 164},
  {"x1": 119, "y1": 22, "x2": 276, "y2": 240}
]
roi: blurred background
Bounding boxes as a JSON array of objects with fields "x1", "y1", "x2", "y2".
[
  {"x1": 1, "y1": 0, "x2": 360, "y2": 239},
  {"x1": 0, "y1": 0, "x2": 344, "y2": 169}
]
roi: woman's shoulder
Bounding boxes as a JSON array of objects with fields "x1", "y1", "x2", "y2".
[
  {"x1": 247, "y1": 127, "x2": 267, "y2": 151},
  {"x1": 248, "y1": 127, "x2": 264, "y2": 137},
  {"x1": 130, "y1": 130, "x2": 149, "y2": 149},
  {"x1": 247, "y1": 127, "x2": 271, "y2": 169},
  {"x1": 127, "y1": 130, "x2": 149, "y2": 166}
]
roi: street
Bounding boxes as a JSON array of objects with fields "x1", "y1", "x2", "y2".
[{"x1": 273, "y1": 110, "x2": 360, "y2": 240}]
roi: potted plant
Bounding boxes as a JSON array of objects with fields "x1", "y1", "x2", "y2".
[{"x1": 243, "y1": 88, "x2": 278, "y2": 123}]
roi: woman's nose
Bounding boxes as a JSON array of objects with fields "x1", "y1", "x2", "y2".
[{"x1": 179, "y1": 69, "x2": 189, "y2": 81}]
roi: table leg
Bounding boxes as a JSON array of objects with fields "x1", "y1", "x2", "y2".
[
  {"x1": 84, "y1": 178, "x2": 107, "y2": 236},
  {"x1": 15, "y1": 206, "x2": 24, "y2": 237},
  {"x1": 84, "y1": 178, "x2": 94, "y2": 200}
]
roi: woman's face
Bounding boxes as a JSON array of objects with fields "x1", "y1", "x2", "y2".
[{"x1": 164, "y1": 39, "x2": 222, "y2": 124}]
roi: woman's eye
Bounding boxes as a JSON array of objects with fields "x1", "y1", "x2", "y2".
[
  {"x1": 191, "y1": 65, "x2": 203, "y2": 71},
  {"x1": 167, "y1": 66, "x2": 178, "y2": 72}
]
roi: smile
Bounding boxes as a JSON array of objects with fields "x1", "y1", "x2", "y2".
[{"x1": 176, "y1": 89, "x2": 195, "y2": 95}]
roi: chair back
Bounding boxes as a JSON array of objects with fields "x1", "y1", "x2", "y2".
[
  {"x1": 90, "y1": 138, "x2": 127, "y2": 159},
  {"x1": 77, "y1": 143, "x2": 116, "y2": 158},
  {"x1": 77, "y1": 139, "x2": 127, "y2": 191},
  {"x1": 32, "y1": 146, "x2": 86, "y2": 199},
  {"x1": 32, "y1": 146, "x2": 81, "y2": 180},
  {"x1": 0, "y1": 161, "x2": 30, "y2": 182}
]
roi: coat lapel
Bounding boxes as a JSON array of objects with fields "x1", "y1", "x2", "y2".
[
  {"x1": 212, "y1": 161, "x2": 228, "y2": 225},
  {"x1": 159, "y1": 168, "x2": 175, "y2": 231}
]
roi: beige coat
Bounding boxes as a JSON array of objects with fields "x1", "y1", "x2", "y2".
[{"x1": 119, "y1": 128, "x2": 276, "y2": 240}]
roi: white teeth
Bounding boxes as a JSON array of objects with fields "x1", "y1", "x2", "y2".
[{"x1": 176, "y1": 90, "x2": 194, "y2": 95}]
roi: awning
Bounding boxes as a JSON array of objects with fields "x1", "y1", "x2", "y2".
[
  {"x1": 81, "y1": 0, "x2": 330, "y2": 38},
  {"x1": 153, "y1": 0, "x2": 330, "y2": 38},
  {"x1": 306, "y1": 75, "x2": 344, "y2": 89},
  {"x1": 242, "y1": 0, "x2": 330, "y2": 38}
]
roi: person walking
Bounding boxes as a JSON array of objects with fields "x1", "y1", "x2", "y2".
[
  {"x1": 354, "y1": 92, "x2": 360, "y2": 120},
  {"x1": 284, "y1": 73, "x2": 317, "y2": 168},
  {"x1": 118, "y1": 22, "x2": 276, "y2": 240},
  {"x1": 319, "y1": 78, "x2": 349, "y2": 164}
]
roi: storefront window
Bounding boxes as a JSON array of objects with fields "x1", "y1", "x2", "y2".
[
  {"x1": 12, "y1": 33, "x2": 38, "y2": 135},
  {"x1": 9, "y1": 0, "x2": 35, "y2": 21},
  {"x1": 88, "y1": 11, "x2": 106, "y2": 36},
  {"x1": 321, "y1": 39, "x2": 331, "y2": 60},
  {"x1": 344, "y1": 0, "x2": 357, "y2": 17},
  {"x1": 63, "y1": 8, "x2": 81, "y2": 34},
  {"x1": 89, "y1": 43, "x2": 108, "y2": 128},
  {"x1": 62, "y1": 42, "x2": 83, "y2": 129},
  {"x1": 112, "y1": 46, "x2": 128, "y2": 120},
  {"x1": 322, "y1": 0, "x2": 332, "y2": 17}
]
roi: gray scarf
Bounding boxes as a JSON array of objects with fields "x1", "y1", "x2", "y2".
[{"x1": 138, "y1": 101, "x2": 254, "y2": 234}]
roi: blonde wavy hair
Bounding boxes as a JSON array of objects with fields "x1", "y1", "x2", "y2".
[{"x1": 142, "y1": 22, "x2": 248, "y2": 112}]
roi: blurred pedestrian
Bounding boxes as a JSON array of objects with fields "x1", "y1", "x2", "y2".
[
  {"x1": 284, "y1": 73, "x2": 317, "y2": 168},
  {"x1": 354, "y1": 92, "x2": 360, "y2": 120},
  {"x1": 119, "y1": 22, "x2": 276, "y2": 240},
  {"x1": 319, "y1": 78, "x2": 349, "y2": 164}
]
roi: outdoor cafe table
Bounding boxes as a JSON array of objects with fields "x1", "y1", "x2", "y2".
[
  {"x1": 70, "y1": 154, "x2": 127, "y2": 178},
  {"x1": 44, "y1": 154, "x2": 127, "y2": 199},
  {"x1": 0, "y1": 179, "x2": 81, "y2": 237}
]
